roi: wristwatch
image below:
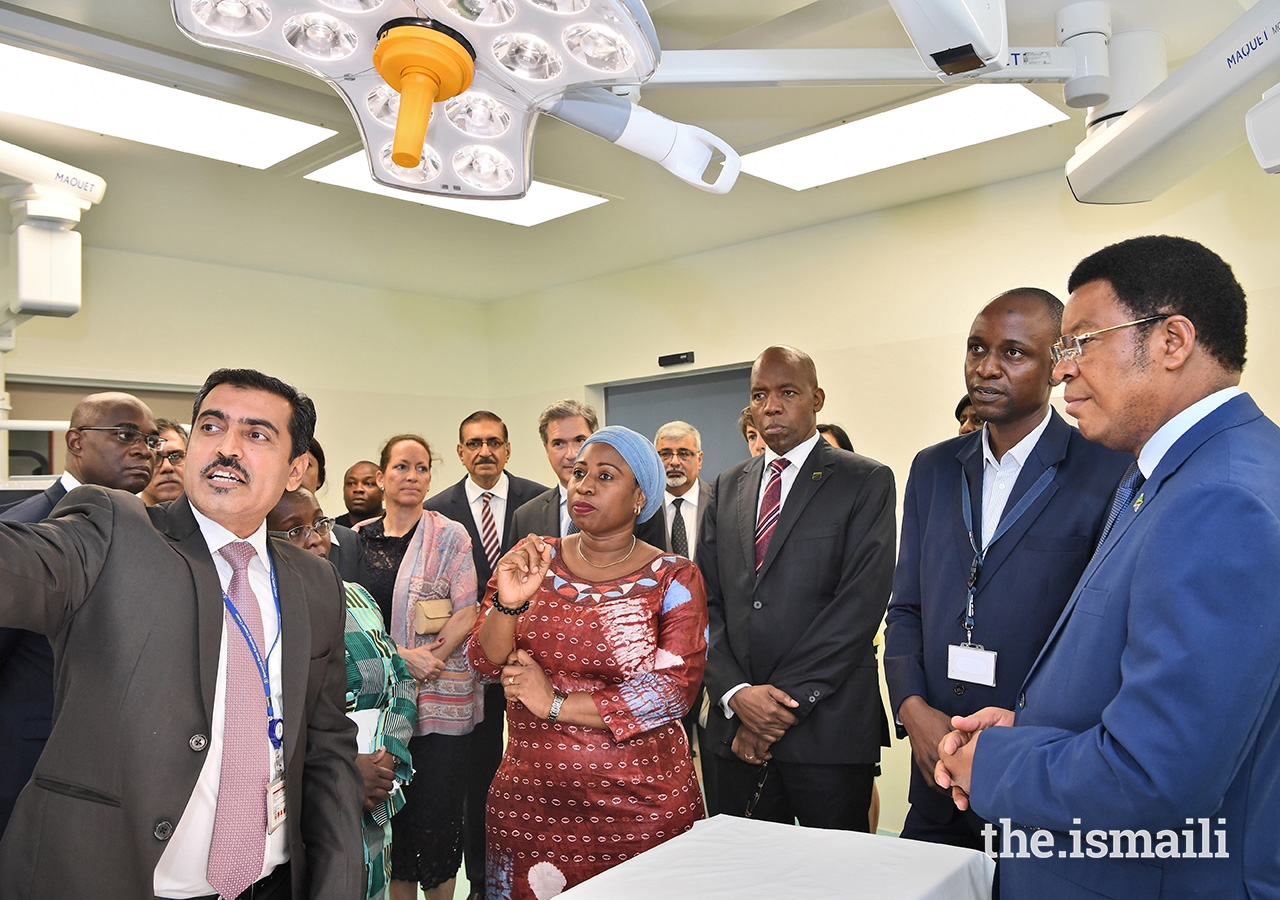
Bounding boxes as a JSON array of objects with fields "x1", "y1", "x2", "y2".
[{"x1": 547, "y1": 690, "x2": 567, "y2": 722}]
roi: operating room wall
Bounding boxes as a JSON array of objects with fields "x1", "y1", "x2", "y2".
[
  {"x1": 483, "y1": 142, "x2": 1280, "y2": 833},
  {"x1": 2, "y1": 245, "x2": 493, "y2": 511}
]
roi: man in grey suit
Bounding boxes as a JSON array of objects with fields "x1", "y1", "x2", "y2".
[
  {"x1": 0, "y1": 369, "x2": 362, "y2": 900},
  {"x1": 699, "y1": 346, "x2": 897, "y2": 831},
  {"x1": 512, "y1": 399, "x2": 598, "y2": 540},
  {"x1": 0, "y1": 391, "x2": 160, "y2": 837},
  {"x1": 425, "y1": 410, "x2": 547, "y2": 900}
]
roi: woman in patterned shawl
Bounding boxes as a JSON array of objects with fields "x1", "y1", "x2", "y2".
[{"x1": 468, "y1": 426, "x2": 708, "y2": 900}]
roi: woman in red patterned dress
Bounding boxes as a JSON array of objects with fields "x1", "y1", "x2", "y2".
[{"x1": 467, "y1": 426, "x2": 707, "y2": 900}]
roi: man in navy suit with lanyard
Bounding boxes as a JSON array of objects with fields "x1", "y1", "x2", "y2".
[{"x1": 885, "y1": 289, "x2": 1128, "y2": 865}]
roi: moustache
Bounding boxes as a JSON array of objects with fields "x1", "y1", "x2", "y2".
[{"x1": 201, "y1": 455, "x2": 250, "y2": 481}]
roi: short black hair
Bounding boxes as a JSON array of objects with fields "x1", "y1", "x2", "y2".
[
  {"x1": 955, "y1": 394, "x2": 976, "y2": 423},
  {"x1": 192, "y1": 369, "x2": 316, "y2": 460},
  {"x1": 998, "y1": 287, "x2": 1064, "y2": 335},
  {"x1": 459, "y1": 410, "x2": 508, "y2": 443},
  {"x1": 1068, "y1": 235, "x2": 1247, "y2": 372},
  {"x1": 817, "y1": 423, "x2": 853, "y2": 452}
]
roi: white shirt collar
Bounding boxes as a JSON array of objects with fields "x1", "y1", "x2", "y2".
[
  {"x1": 59, "y1": 471, "x2": 83, "y2": 493},
  {"x1": 1137, "y1": 386, "x2": 1242, "y2": 478},
  {"x1": 981, "y1": 407, "x2": 1052, "y2": 470},
  {"x1": 189, "y1": 502, "x2": 271, "y2": 565},
  {"x1": 763, "y1": 430, "x2": 823, "y2": 471},
  {"x1": 465, "y1": 471, "x2": 509, "y2": 504},
  {"x1": 666, "y1": 478, "x2": 700, "y2": 507}
]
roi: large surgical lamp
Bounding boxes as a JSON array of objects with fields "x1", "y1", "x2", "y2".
[{"x1": 171, "y1": 0, "x2": 740, "y2": 199}]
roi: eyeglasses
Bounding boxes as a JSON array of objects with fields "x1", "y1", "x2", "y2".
[
  {"x1": 74, "y1": 427, "x2": 166, "y2": 452},
  {"x1": 463, "y1": 438, "x2": 507, "y2": 451},
  {"x1": 269, "y1": 517, "x2": 336, "y2": 543},
  {"x1": 157, "y1": 450, "x2": 186, "y2": 465},
  {"x1": 1051, "y1": 315, "x2": 1169, "y2": 365},
  {"x1": 657, "y1": 448, "x2": 699, "y2": 461}
]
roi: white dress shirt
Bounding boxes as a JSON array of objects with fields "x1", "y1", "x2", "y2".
[
  {"x1": 58, "y1": 471, "x2": 83, "y2": 493},
  {"x1": 664, "y1": 479, "x2": 701, "y2": 561},
  {"x1": 1137, "y1": 387, "x2": 1242, "y2": 478},
  {"x1": 465, "y1": 471, "x2": 509, "y2": 549},
  {"x1": 154, "y1": 509, "x2": 288, "y2": 897},
  {"x1": 557, "y1": 484, "x2": 571, "y2": 537},
  {"x1": 723, "y1": 430, "x2": 824, "y2": 717},
  {"x1": 978, "y1": 408, "x2": 1052, "y2": 550}
]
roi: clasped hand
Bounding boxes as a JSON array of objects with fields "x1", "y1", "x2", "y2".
[
  {"x1": 355, "y1": 748, "x2": 396, "y2": 811},
  {"x1": 501, "y1": 648, "x2": 555, "y2": 718},
  {"x1": 399, "y1": 636, "x2": 446, "y2": 683},
  {"x1": 933, "y1": 706, "x2": 1015, "y2": 810},
  {"x1": 728, "y1": 684, "x2": 798, "y2": 763}
]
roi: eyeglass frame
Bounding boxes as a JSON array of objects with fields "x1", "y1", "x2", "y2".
[
  {"x1": 268, "y1": 517, "x2": 337, "y2": 543},
  {"x1": 462, "y1": 437, "x2": 508, "y2": 451},
  {"x1": 1050, "y1": 315, "x2": 1170, "y2": 365},
  {"x1": 657, "y1": 448, "x2": 699, "y2": 461},
  {"x1": 156, "y1": 449, "x2": 187, "y2": 465},
  {"x1": 72, "y1": 426, "x2": 167, "y2": 453}
]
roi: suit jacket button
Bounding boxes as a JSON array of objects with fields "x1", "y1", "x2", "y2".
[
  {"x1": 752, "y1": 601, "x2": 762, "y2": 609},
  {"x1": 189, "y1": 734, "x2": 208, "y2": 752},
  {"x1": 1018, "y1": 692, "x2": 1026, "y2": 709},
  {"x1": 154, "y1": 820, "x2": 174, "y2": 841},
  {"x1": 953, "y1": 683, "x2": 966, "y2": 696}
]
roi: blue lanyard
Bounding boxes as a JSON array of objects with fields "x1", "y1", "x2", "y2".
[
  {"x1": 221, "y1": 548, "x2": 284, "y2": 751},
  {"x1": 959, "y1": 463, "x2": 1057, "y2": 643}
]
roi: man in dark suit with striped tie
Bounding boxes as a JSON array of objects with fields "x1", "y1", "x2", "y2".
[
  {"x1": 424, "y1": 410, "x2": 546, "y2": 900},
  {"x1": 699, "y1": 346, "x2": 897, "y2": 830}
]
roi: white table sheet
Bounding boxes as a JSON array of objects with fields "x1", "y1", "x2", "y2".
[{"x1": 557, "y1": 814, "x2": 994, "y2": 900}]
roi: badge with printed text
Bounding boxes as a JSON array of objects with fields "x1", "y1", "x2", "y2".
[
  {"x1": 948, "y1": 643, "x2": 997, "y2": 687},
  {"x1": 267, "y1": 776, "x2": 287, "y2": 834}
]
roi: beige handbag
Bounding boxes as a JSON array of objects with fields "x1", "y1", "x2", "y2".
[{"x1": 413, "y1": 598, "x2": 454, "y2": 635}]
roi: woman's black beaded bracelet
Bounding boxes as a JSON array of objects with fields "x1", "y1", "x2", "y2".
[{"x1": 493, "y1": 598, "x2": 530, "y2": 616}]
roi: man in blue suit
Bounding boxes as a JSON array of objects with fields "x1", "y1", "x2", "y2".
[
  {"x1": 938, "y1": 236, "x2": 1280, "y2": 899},
  {"x1": 0, "y1": 391, "x2": 159, "y2": 837},
  {"x1": 885, "y1": 289, "x2": 1129, "y2": 855}
]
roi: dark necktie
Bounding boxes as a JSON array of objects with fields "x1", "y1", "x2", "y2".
[
  {"x1": 1093, "y1": 461, "x2": 1145, "y2": 558},
  {"x1": 670, "y1": 497, "x2": 689, "y2": 557},
  {"x1": 754, "y1": 458, "x2": 790, "y2": 572},
  {"x1": 208, "y1": 541, "x2": 269, "y2": 900},
  {"x1": 480, "y1": 492, "x2": 500, "y2": 571}
]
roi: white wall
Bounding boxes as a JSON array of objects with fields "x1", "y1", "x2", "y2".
[{"x1": 5, "y1": 142, "x2": 1278, "y2": 835}]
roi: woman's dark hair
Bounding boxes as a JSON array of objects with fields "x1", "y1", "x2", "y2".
[
  {"x1": 379, "y1": 433, "x2": 433, "y2": 470},
  {"x1": 817, "y1": 423, "x2": 853, "y2": 452}
]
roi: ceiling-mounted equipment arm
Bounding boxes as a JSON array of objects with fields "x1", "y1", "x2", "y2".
[{"x1": 544, "y1": 88, "x2": 740, "y2": 193}]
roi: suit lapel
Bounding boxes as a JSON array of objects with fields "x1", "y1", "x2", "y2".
[
  {"x1": 973, "y1": 412, "x2": 1068, "y2": 586},
  {"x1": 955, "y1": 435, "x2": 985, "y2": 565},
  {"x1": 160, "y1": 497, "x2": 227, "y2": 723},
  {"x1": 270, "y1": 544, "x2": 311, "y2": 769},
  {"x1": 757, "y1": 441, "x2": 833, "y2": 580},
  {"x1": 735, "y1": 455, "x2": 766, "y2": 574}
]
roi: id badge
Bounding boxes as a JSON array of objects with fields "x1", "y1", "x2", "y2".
[
  {"x1": 948, "y1": 643, "x2": 997, "y2": 687},
  {"x1": 267, "y1": 776, "x2": 287, "y2": 834}
]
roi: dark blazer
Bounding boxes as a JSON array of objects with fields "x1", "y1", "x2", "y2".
[
  {"x1": 426, "y1": 473, "x2": 549, "y2": 587},
  {"x1": 970, "y1": 394, "x2": 1280, "y2": 899},
  {"x1": 328, "y1": 522, "x2": 362, "y2": 582},
  {"x1": 0, "y1": 481, "x2": 68, "y2": 834},
  {"x1": 0, "y1": 488, "x2": 363, "y2": 900},
  {"x1": 699, "y1": 438, "x2": 897, "y2": 764},
  {"x1": 883, "y1": 410, "x2": 1130, "y2": 822}
]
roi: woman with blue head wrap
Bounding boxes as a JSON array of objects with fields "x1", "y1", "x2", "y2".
[{"x1": 468, "y1": 425, "x2": 709, "y2": 899}]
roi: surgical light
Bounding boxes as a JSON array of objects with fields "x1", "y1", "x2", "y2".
[
  {"x1": 446, "y1": 0, "x2": 515, "y2": 25},
  {"x1": 380, "y1": 141, "x2": 443, "y2": 181},
  {"x1": 191, "y1": 0, "x2": 273, "y2": 36},
  {"x1": 493, "y1": 33, "x2": 563, "y2": 80},
  {"x1": 445, "y1": 92, "x2": 512, "y2": 136},
  {"x1": 563, "y1": 24, "x2": 633, "y2": 73},
  {"x1": 453, "y1": 144, "x2": 515, "y2": 190},
  {"x1": 282, "y1": 12, "x2": 359, "y2": 60}
]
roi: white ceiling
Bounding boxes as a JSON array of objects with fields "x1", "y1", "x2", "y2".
[{"x1": 0, "y1": 0, "x2": 1260, "y2": 302}]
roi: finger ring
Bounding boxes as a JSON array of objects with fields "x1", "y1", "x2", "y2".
[
  {"x1": 746, "y1": 754, "x2": 756, "y2": 760},
  {"x1": 508, "y1": 676, "x2": 514, "y2": 685}
]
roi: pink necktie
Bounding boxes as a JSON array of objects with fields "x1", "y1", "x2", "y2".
[
  {"x1": 208, "y1": 541, "x2": 269, "y2": 900},
  {"x1": 480, "y1": 492, "x2": 500, "y2": 571},
  {"x1": 755, "y1": 458, "x2": 790, "y2": 572}
]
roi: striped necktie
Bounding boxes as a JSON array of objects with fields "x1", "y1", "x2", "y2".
[
  {"x1": 754, "y1": 458, "x2": 790, "y2": 572},
  {"x1": 208, "y1": 541, "x2": 269, "y2": 900},
  {"x1": 480, "y1": 492, "x2": 500, "y2": 571}
]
